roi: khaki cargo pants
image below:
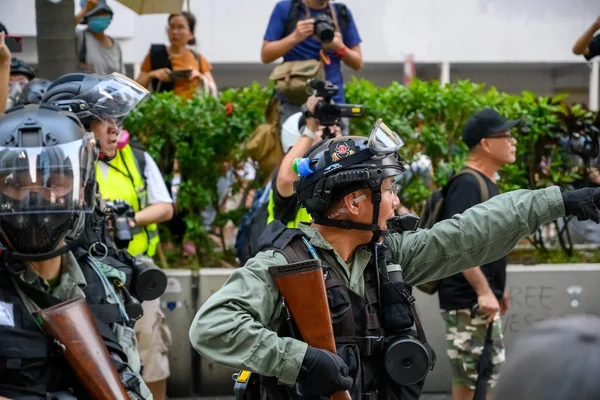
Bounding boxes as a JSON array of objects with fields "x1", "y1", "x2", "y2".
[{"x1": 134, "y1": 256, "x2": 172, "y2": 383}]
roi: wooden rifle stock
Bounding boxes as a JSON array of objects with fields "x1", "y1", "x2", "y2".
[
  {"x1": 269, "y1": 260, "x2": 351, "y2": 400},
  {"x1": 33, "y1": 296, "x2": 128, "y2": 400}
]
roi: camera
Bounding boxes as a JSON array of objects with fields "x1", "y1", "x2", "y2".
[
  {"x1": 313, "y1": 14, "x2": 335, "y2": 43},
  {"x1": 104, "y1": 199, "x2": 135, "y2": 250},
  {"x1": 103, "y1": 199, "x2": 167, "y2": 302},
  {"x1": 301, "y1": 79, "x2": 365, "y2": 137}
]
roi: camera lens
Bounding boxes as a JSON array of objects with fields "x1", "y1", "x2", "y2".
[{"x1": 315, "y1": 15, "x2": 335, "y2": 43}]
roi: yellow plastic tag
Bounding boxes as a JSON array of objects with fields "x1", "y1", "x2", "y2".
[{"x1": 237, "y1": 370, "x2": 251, "y2": 383}]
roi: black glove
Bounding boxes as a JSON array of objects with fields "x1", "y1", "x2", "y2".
[
  {"x1": 562, "y1": 188, "x2": 600, "y2": 223},
  {"x1": 296, "y1": 346, "x2": 353, "y2": 396}
]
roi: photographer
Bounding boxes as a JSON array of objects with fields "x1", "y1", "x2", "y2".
[
  {"x1": 270, "y1": 95, "x2": 342, "y2": 227},
  {"x1": 573, "y1": 16, "x2": 600, "y2": 60},
  {"x1": 42, "y1": 73, "x2": 174, "y2": 400},
  {"x1": 262, "y1": 0, "x2": 362, "y2": 134},
  {"x1": 136, "y1": 12, "x2": 217, "y2": 100}
]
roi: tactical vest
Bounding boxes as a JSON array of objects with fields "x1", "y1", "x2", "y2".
[
  {"x1": 0, "y1": 258, "x2": 134, "y2": 399},
  {"x1": 255, "y1": 222, "x2": 428, "y2": 400},
  {"x1": 96, "y1": 144, "x2": 159, "y2": 257}
]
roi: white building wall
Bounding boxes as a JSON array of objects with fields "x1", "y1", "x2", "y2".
[{"x1": 0, "y1": 0, "x2": 597, "y2": 65}]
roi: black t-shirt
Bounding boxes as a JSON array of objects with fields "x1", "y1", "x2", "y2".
[
  {"x1": 585, "y1": 34, "x2": 600, "y2": 61},
  {"x1": 437, "y1": 169, "x2": 507, "y2": 310},
  {"x1": 271, "y1": 169, "x2": 301, "y2": 224}
]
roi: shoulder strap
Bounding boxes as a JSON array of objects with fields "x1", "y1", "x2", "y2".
[
  {"x1": 334, "y1": 3, "x2": 350, "y2": 32},
  {"x1": 190, "y1": 49, "x2": 201, "y2": 63},
  {"x1": 78, "y1": 29, "x2": 88, "y2": 65},
  {"x1": 284, "y1": 0, "x2": 305, "y2": 37},
  {"x1": 129, "y1": 145, "x2": 147, "y2": 189},
  {"x1": 460, "y1": 167, "x2": 490, "y2": 203},
  {"x1": 256, "y1": 220, "x2": 310, "y2": 264}
]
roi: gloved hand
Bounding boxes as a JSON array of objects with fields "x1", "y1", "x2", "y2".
[
  {"x1": 296, "y1": 346, "x2": 353, "y2": 396},
  {"x1": 562, "y1": 187, "x2": 600, "y2": 223}
]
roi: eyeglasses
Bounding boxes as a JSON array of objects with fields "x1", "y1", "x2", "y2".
[
  {"x1": 382, "y1": 183, "x2": 400, "y2": 195},
  {"x1": 487, "y1": 132, "x2": 516, "y2": 142},
  {"x1": 167, "y1": 25, "x2": 189, "y2": 32}
]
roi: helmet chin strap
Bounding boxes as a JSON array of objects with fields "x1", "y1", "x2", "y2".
[
  {"x1": 3, "y1": 241, "x2": 74, "y2": 262},
  {"x1": 312, "y1": 185, "x2": 384, "y2": 243},
  {"x1": 98, "y1": 151, "x2": 116, "y2": 163}
]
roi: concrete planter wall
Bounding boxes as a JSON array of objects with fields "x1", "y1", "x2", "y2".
[{"x1": 161, "y1": 264, "x2": 600, "y2": 396}]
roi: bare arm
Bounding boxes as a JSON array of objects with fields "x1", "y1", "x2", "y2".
[
  {"x1": 277, "y1": 135, "x2": 317, "y2": 198},
  {"x1": 277, "y1": 96, "x2": 324, "y2": 198},
  {"x1": 74, "y1": 0, "x2": 97, "y2": 25},
  {"x1": 261, "y1": 37, "x2": 297, "y2": 64},
  {"x1": 463, "y1": 266, "x2": 493, "y2": 296},
  {"x1": 134, "y1": 203, "x2": 173, "y2": 226},
  {"x1": 261, "y1": 19, "x2": 314, "y2": 64},
  {"x1": 322, "y1": 33, "x2": 363, "y2": 71},
  {"x1": 0, "y1": 33, "x2": 11, "y2": 114},
  {"x1": 340, "y1": 44, "x2": 363, "y2": 71},
  {"x1": 573, "y1": 18, "x2": 600, "y2": 55},
  {"x1": 136, "y1": 69, "x2": 170, "y2": 89}
]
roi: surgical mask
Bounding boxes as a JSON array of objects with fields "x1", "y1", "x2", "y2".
[
  {"x1": 88, "y1": 15, "x2": 112, "y2": 33},
  {"x1": 7, "y1": 79, "x2": 27, "y2": 109}
]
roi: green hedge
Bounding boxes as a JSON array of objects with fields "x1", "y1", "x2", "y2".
[{"x1": 124, "y1": 78, "x2": 597, "y2": 266}]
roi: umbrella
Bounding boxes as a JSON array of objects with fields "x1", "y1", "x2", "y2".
[
  {"x1": 471, "y1": 304, "x2": 495, "y2": 400},
  {"x1": 473, "y1": 323, "x2": 494, "y2": 400},
  {"x1": 115, "y1": 0, "x2": 185, "y2": 15}
]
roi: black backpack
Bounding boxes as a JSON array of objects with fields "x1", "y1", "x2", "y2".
[
  {"x1": 235, "y1": 184, "x2": 272, "y2": 266},
  {"x1": 416, "y1": 167, "x2": 490, "y2": 294}
]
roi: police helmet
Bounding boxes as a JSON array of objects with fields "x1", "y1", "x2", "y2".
[
  {"x1": 10, "y1": 57, "x2": 35, "y2": 80},
  {"x1": 294, "y1": 118, "x2": 405, "y2": 233},
  {"x1": 41, "y1": 72, "x2": 150, "y2": 131},
  {"x1": 17, "y1": 78, "x2": 53, "y2": 106},
  {"x1": 0, "y1": 104, "x2": 98, "y2": 259}
]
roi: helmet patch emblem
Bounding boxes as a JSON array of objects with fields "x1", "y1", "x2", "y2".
[{"x1": 330, "y1": 141, "x2": 356, "y2": 162}]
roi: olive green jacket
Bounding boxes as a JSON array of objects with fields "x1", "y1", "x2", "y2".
[{"x1": 189, "y1": 187, "x2": 565, "y2": 387}]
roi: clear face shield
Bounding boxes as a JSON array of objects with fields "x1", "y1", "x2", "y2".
[
  {"x1": 368, "y1": 118, "x2": 405, "y2": 157},
  {"x1": 0, "y1": 133, "x2": 97, "y2": 215},
  {"x1": 74, "y1": 72, "x2": 150, "y2": 133}
]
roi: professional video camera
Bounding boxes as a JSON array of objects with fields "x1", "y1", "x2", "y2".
[
  {"x1": 301, "y1": 79, "x2": 364, "y2": 138},
  {"x1": 104, "y1": 199, "x2": 167, "y2": 302}
]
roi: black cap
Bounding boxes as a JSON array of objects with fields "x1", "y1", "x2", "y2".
[
  {"x1": 462, "y1": 108, "x2": 521, "y2": 149},
  {"x1": 0, "y1": 22, "x2": 8, "y2": 35}
]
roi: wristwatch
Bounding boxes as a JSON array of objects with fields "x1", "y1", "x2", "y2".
[{"x1": 301, "y1": 126, "x2": 317, "y2": 140}]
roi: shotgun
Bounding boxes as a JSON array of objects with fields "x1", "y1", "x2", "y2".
[
  {"x1": 33, "y1": 296, "x2": 129, "y2": 400},
  {"x1": 269, "y1": 260, "x2": 351, "y2": 400}
]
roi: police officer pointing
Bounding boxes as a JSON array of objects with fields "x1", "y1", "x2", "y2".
[
  {"x1": 189, "y1": 119, "x2": 600, "y2": 400},
  {"x1": 0, "y1": 104, "x2": 151, "y2": 399}
]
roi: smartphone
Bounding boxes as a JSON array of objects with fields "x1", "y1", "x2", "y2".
[
  {"x1": 170, "y1": 69, "x2": 192, "y2": 80},
  {"x1": 5, "y1": 35, "x2": 23, "y2": 53}
]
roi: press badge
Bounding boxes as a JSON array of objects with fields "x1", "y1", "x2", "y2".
[{"x1": 0, "y1": 301, "x2": 15, "y2": 327}]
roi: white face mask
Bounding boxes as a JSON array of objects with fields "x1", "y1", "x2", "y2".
[{"x1": 7, "y1": 79, "x2": 28, "y2": 107}]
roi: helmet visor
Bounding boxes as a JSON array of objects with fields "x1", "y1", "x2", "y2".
[
  {"x1": 0, "y1": 133, "x2": 97, "y2": 215},
  {"x1": 368, "y1": 118, "x2": 405, "y2": 155},
  {"x1": 74, "y1": 72, "x2": 149, "y2": 129}
]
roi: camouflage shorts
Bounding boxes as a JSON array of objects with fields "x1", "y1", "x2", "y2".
[{"x1": 440, "y1": 309, "x2": 505, "y2": 390}]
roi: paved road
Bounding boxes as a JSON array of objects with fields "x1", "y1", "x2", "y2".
[{"x1": 171, "y1": 395, "x2": 451, "y2": 400}]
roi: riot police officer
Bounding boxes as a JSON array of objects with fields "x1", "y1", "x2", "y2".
[
  {"x1": 42, "y1": 72, "x2": 173, "y2": 400},
  {"x1": 189, "y1": 119, "x2": 600, "y2": 400},
  {"x1": 0, "y1": 104, "x2": 151, "y2": 399}
]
